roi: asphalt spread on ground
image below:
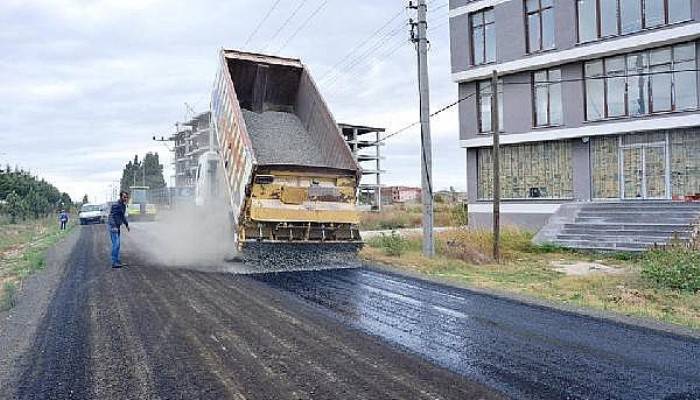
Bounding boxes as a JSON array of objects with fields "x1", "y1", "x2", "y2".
[
  {"x1": 7, "y1": 226, "x2": 502, "y2": 400},
  {"x1": 255, "y1": 269, "x2": 700, "y2": 399}
]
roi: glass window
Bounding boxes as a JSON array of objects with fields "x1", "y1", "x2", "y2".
[
  {"x1": 577, "y1": 0, "x2": 597, "y2": 42},
  {"x1": 577, "y1": 0, "x2": 691, "y2": 42},
  {"x1": 620, "y1": 0, "x2": 643, "y2": 34},
  {"x1": 477, "y1": 141, "x2": 574, "y2": 200},
  {"x1": 477, "y1": 79, "x2": 504, "y2": 133},
  {"x1": 601, "y1": 0, "x2": 619, "y2": 37},
  {"x1": 584, "y1": 43, "x2": 696, "y2": 120},
  {"x1": 671, "y1": 130, "x2": 700, "y2": 197},
  {"x1": 669, "y1": 0, "x2": 692, "y2": 23},
  {"x1": 606, "y1": 57, "x2": 627, "y2": 117},
  {"x1": 591, "y1": 136, "x2": 620, "y2": 199},
  {"x1": 674, "y1": 44, "x2": 698, "y2": 110},
  {"x1": 585, "y1": 61, "x2": 605, "y2": 120},
  {"x1": 533, "y1": 68, "x2": 562, "y2": 126},
  {"x1": 471, "y1": 9, "x2": 496, "y2": 65},
  {"x1": 644, "y1": 0, "x2": 665, "y2": 27},
  {"x1": 650, "y1": 47, "x2": 672, "y2": 112},
  {"x1": 526, "y1": 0, "x2": 555, "y2": 53},
  {"x1": 627, "y1": 53, "x2": 649, "y2": 115}
]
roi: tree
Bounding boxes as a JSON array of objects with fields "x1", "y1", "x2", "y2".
[
  {"x1": 82, "y1": 194, "x2": 89, "y2": 204},
  {"x1": 120, "y1": 153, "x2": 166, "y2": 191},
  {"x1": 4, "y1": 191, "x2": 27, "y2": 223}
]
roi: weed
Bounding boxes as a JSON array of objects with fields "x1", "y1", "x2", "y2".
[
  {"x1": 370, "y1": 231, "x2": 411, "y2": 257},
  {"x1": 641, "y1": 248, "x2": 700, "y2": 292},
  {"x1": 1, "y1": 281, "x2": 17, "y2": 311}
]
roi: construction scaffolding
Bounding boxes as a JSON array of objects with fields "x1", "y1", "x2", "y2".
[
  {"x1": 170, "y1": 111, "x2": 212, "y2": 191},
  {"x1": 339, "y1": 123, "x2": 385, "y2": 211}
]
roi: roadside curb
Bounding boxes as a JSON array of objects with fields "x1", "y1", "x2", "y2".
[{"x1": 364, "y1": 261, "x2": 700, "y2": 343}]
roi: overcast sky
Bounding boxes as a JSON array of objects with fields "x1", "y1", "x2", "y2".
[{"x1": 0, "y1": 0, "x2": 463, "y2": 202}]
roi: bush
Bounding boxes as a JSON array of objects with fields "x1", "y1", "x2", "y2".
[
  {"x1": 1, "y1": 282, "x2": 17, "y2": 311},
  {"x1": 368, "y1": 231, "x2": 411, "y2": 257},
  {"x1": 641, "y1": 248, "x2": 700, "y2": 292}
]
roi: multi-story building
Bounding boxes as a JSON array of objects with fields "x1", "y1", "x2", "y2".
[
  {"x1": 449, "y1": 0, "x2": 700, "y2": 228},
  {"x1": 339, "y1": 123, "x2": 385, "y2": 211},
  {"x1": 171, "y1": 111, "x2": 212, "y2": 190},
  {"x1": 381, "y1": 186, "x2": 422, "y2": 204}
]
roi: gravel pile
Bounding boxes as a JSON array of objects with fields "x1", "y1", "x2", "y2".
[
  {"x1": 242, "y1": 109, "x2": 333, "y2": 167},
  {"x1": 240, "y1": 242, "x2": 364, "y2": 273}
]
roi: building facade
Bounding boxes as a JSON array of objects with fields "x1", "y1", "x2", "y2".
[
  {"x1": 450, "y1": 0, "x2": 700, "y2": 228},
  {"x1": 339, "y1": 123, "x2": 385, "y2": 211},
  {"x1": 381, "y1": 186, "x2": 422, "y2": 204},
  {"x1": 171, "y1": 112, "x2": 212, "y2": 190}
]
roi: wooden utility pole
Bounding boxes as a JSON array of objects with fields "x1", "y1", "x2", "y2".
[
  {"x1": 491, "y1": 70, "x2": 501, "y2": 261},
  {"x1": 412, "y1": 0, "x2": 434, "y2": 257}
]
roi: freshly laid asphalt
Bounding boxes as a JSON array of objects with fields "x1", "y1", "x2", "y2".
[
  {"x1": 2, "y1": 225, "x2": 699, "y2": 399},
  {"x1": 3, "y1": 226, "x2": 501, "y2": 400}
]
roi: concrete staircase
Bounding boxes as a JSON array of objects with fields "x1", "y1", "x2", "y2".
[{"x1": 541, "y1": 201, "x2": 700, "y2": 252}]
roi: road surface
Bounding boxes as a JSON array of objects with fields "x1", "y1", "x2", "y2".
[
  {"x1": 4, "y1": 226, "x2": 499, "y2": 400},
  {"x1": 3, "y1": 225, "x2": 700, "y2": 399}
]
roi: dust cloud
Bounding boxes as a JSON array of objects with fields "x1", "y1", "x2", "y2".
[{"x1": 124, "y1": 201, "x2": 246, "y2": 273}]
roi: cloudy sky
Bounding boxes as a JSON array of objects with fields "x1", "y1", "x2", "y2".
[{"x1": 0, "y1": 0, "x2": 462, "y2": 202}]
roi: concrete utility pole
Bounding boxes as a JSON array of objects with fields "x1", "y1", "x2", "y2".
[
  {"x1": 491, "y1": 70, "x2": 501, "y2": 261},
  {"x1": 411, "y1": 0, "x2": 434, "y2": 257}
]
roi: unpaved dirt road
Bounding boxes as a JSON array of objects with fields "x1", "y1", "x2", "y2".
[
  {"x1": 3, "y1": 226, "x2": 501, "y2": 400},
  {"x1": 3, "y1": 225, "x2": 700, "y2": 399}
]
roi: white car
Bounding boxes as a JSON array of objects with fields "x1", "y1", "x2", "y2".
[{"x1": 79, "y1": 203, "x2": 104, "y2": 225}]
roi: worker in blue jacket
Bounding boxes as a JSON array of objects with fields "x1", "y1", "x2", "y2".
[{"x1": 108, "y1": 191, "x2": 130, "y2": 268}]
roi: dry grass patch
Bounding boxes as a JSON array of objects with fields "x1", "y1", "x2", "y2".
[{"x1": 0, "y1": 218, "x2": 73, "y2": 311}]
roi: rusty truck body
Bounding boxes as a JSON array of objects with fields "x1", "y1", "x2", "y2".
[{"x1": 211, "y1": 49, "x2": 362, "y2": 249}]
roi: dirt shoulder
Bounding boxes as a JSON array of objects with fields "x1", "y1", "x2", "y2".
[{"x1": 0, "y1": 227, "x2": 80, "y2": 396}]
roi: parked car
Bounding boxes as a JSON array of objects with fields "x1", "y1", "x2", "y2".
[{"x1": 79, "y1": 203, "x2": 104, "y2": 225}]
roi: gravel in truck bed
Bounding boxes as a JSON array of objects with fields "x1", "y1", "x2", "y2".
[{"x1": 242, "y1": 109, "x2": 337, "y2": 168}]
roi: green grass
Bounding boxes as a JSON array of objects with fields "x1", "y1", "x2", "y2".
[
  {"x1": 1, "y1": 281, "x2": 17, "y2": 311},
  {"x1": 0, "y1": 218, "x2": 74, "y2": 311},
  {"x1": 361, "y1": 227, "x2": 700, "y2": 331}
]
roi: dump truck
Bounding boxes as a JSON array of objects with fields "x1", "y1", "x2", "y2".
[{"x1": 210, "y1": 49, "x2": 362, "y2": 251}]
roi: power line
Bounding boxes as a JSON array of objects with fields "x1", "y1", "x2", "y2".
[
  {"x1": 322, "y1": 21, "x2": 408, "y2": 90},
  {"x1": 318, "y1": 8, "x2": 406, "y2": 82},
  {"x1": 263, "y1": 0, "x2": 309, "y2": 52},
  {"x1": 377, "y1": 67, "x2": 700, "y2": 144},
  {"x1": 323, "y1": 4, "x2": 448, "y2": 92},
  {"x1": 275, "y1": 0, "x2": 330, "y2": 54},
  {"x1": 244, "y1": 0, "x2": 284, "y2": 47}
]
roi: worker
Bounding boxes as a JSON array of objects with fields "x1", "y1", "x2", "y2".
[
  {"x1": 108, "y1": 191, "x2": 130, "y2": 268},
  {"x1": 58, "y1": 209, "x2": 69, "y2": 230}
]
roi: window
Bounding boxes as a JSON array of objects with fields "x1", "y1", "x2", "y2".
[
  {"x1": 471, "y1": 9, "x2": 496, "y2": 65},
  {"x1": 477, "y1": 141, "x2": 574, "y2": 199},
  {"x1": 533, "y1": 68, "x2": 562, "y2": 127},
  {"x1": 577, "y1": 0, "x2": 597, "y2": 42},
  {"x1": 477, "y1": 79, "x2": 504, "y2": 133},
  {"x1": 576, "y1": 0, "x2": 692, "y2": 42},
  {"x1": 591, "y1": 136, "x2": 620, "y2": 199},
  {"x1": 525, "y1": 0, "x2": 555, "y2": 53},
  {"x1": 584, "y1": 43, "x2": 697, "y2": 120},
  {"x1": 671, "y1": 130, "x2": 700, "y2": 197}
]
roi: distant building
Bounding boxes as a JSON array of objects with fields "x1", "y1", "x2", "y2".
[
  {"x1": 435, "y1": 189, "x2": 468, "y2": 204},
  {"x1": 171, "y1": 112, "x2": 211, "y2": 190},
  {"x1": 339, "y1": 123, "x2": 385, "y2": 211},
  {"x1": 381, "y1": 186, "x2": 422, "y2": 205}
]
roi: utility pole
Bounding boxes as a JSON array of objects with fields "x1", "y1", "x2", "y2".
[
  {"x1": 491, "y1": 70, "x2": 501, "y2": 261},
  {"x1": 410, "y1": 0, "x2": 434, "y2": 257}
]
